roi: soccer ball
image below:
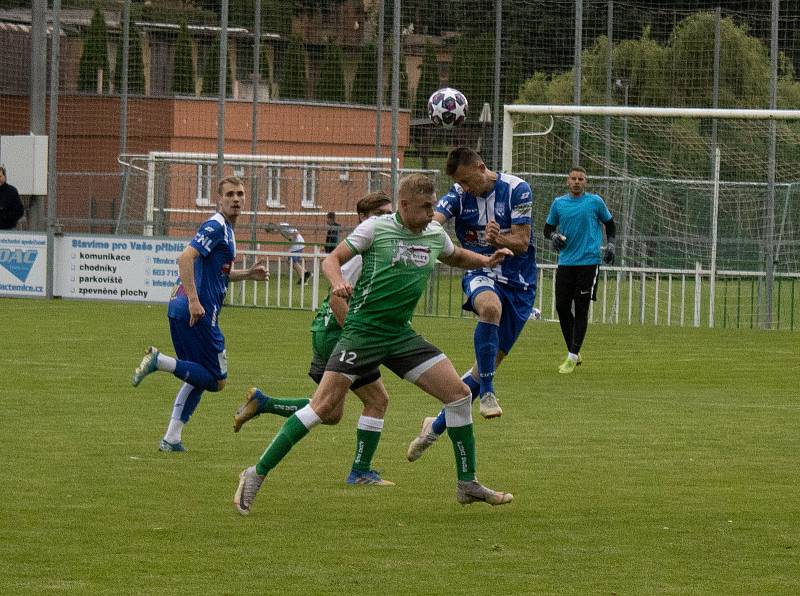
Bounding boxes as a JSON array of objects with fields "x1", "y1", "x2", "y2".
[{"x1": 427, "y1": 87, "x2": 468, "y2": 128}]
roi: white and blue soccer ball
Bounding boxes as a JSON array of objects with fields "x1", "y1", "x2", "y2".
[{"x1": 427, "y1": 87, "x2": 468, "y2": 128}]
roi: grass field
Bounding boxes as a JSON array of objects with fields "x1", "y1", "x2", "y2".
[{"x1": 1, "y1": 297, "x2": 798, "y2": 594}]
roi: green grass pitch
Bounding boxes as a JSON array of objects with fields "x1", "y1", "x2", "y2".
[{"x1": 1, "y1": 297, "x2": 798, "y2": 594}]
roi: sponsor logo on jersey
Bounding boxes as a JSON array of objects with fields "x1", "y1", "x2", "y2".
[
  {"x1": 193, "y1": 233, "x2": 213, "y2": 251},
  {"x1": 512, "y1": 203, "x2": 532, "y2": 219},
  {"x1": 391, "y1": 241, "x2": 431, "y2": 267}
]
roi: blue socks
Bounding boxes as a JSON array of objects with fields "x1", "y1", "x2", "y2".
[
  {"x1": 474, "y1": 321, "x2": 499, "y2": 396},
  {"x1": 431, "y1": 372, "x2": 481, "y2": 435},
  {"x1": 174, "y1": 360, "x2": 219, "y2": 392},
  {"x1": 179, "y1": 386, "x2": 205, "y2": 423}
]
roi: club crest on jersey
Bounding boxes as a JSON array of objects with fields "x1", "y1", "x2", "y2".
[{"x1": 391, "y1": 240, "x2": 431, "y2": 267}]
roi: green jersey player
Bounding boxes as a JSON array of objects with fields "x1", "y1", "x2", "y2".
[
  {"x1": 233, "y1": 192, "x2": 396, "y2": 486},
  {"x1": 234, "y1": 174, "x2": 515, "y2": 515}
]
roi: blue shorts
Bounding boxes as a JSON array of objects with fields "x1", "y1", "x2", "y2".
[
  {"x1": 289, "y1": 248, "x2": 304, "y2": 264},
  {"x1": 169, "y1": 316, "x2": 228, "y2": 380},
  {"x1": 462, "y1": 272, "x2": 536, "y2": 354}
]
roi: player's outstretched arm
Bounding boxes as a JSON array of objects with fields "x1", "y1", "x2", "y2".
[
  {"x1": 439, "y1": 246, "x2": 512, "y2": 270},
  {"x1": 230, "y1": 259, "x2": 269, "y2": 282}
]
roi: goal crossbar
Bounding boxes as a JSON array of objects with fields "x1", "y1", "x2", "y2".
[{"x1": 502, "y1": 104, "x2": 800, "y2": 171}]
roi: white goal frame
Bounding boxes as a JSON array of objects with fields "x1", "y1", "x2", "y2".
[
  {"x1": 502, "y1": 104, "x2": 800, "y2": 329},
  {"x1": 502, "y1": 104, "x2": 800, "y2": 173},
  {"x1": 117, "y1": 151, "x2": 394, "y2": 236}
]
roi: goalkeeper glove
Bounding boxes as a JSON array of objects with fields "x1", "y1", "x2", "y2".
[
  {"x1": 550, "y1": 232, "x2": 567, "y2": 252},
  {"x1": 603, "y1": 241, "x2": 616, "y2": 265}
]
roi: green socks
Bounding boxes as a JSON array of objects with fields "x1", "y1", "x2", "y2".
[
  {"x1": 446, "y1": 423, "x2": 477, "y2": 481},
  {"x1": 255, "y1": 413, "x2": 311, "y2": 476}
]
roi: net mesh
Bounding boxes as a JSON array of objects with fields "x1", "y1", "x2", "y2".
[
  {"x1": 509, "y1": 112, "x2": 800, "y2": 274},
  {"x1": 116, "y1": 152, "x2": 413, "y2": 246}
]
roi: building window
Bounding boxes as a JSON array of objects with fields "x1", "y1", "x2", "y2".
[
  {"x1": 265, "y1": 166, "x2": 282, "y2": 207},
  {"x1": 195, "y1": 164, "x2": 213, "y2": 206},
  {"x1": 301, "y1": 166, "x2": 317, "y2": 208}
]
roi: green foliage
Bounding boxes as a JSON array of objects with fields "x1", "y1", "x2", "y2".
[
  {"x1": 201, "y1": 36, "x2": 233, "y2": 97},
  {"x1": 280, "y1": 35, "x2": 308, "y2": 100},
  {"x1": 449, "y1": 33, "x2": 495, "y2": 115},
  {"x1": 172, "y1": 22, "x2": 195, "y2": 96},
  {"x1": 315, "y1": 43, "x2": 346, "y2": 103},
  {"x1": 229, "y1": 0, "x2": 292, "y2": 36},
  {"x1": 113, "y1": 19, "x2": 145, "y2": 95},
  {"x1": 414, "y1": 42, "x2": 440, "y2": 118},
  {"x1": 351, "y1": 43, "x2": 378, "y2": 106},
  {"x1": 77, "y1": 7, "x2": 110, "y2": 93},
  {"x1": 516, "y1": 12, "x2": 800, "y2": 179},
  {"x1": 386, "y1": 47, "x2": 410, "y2": 109}
]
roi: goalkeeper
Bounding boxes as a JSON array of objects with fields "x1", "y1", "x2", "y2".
[{"x1": 543, "y1": 166, "x2": 616, "y2": 374}]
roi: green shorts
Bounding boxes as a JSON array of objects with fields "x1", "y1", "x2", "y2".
[
  {"x1": 309, "y1": 328, "x2": 381, "y2": 390},
  {"x1": 325, "y1": 329, "x2": 446, "y2": 383}
]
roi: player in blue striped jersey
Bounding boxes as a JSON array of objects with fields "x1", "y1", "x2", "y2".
[
  {"x1": 131, "y1": 176, "x2": 268, "y2": 451},
  {"x1": 407, "y1": 147, "x2": 537, "y2": 462}
]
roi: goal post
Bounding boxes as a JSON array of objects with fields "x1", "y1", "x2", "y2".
[
  {"x1": 503, "y1": 104, "x2": 800, "y2": 329},
  {"x1": 116, "y1": 151, "x2": 396, "y2": 238}
]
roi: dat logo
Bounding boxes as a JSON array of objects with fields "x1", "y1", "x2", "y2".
[{"x1": 0, "y1": 248, "x2": 38, "y2": 282}]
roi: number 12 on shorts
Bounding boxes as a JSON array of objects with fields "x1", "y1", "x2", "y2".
[{"x1": 339, "y1": 350, "x2": 357, "y2": 364}]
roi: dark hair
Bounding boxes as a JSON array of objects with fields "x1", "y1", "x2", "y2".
[
  {"x1": 445, "y1": 147, "x2": 483, "y2": 176},
  {"x1": 217, "y1": 176, "x2": 244, "y2": 195},
  {"x1": 327, "y1": 211, "x2": 336, "y2": 218},
  {"x1": 569, "y1": 165, "x2": 587, "y2": 175},
  {"x1": 356, "y1": 191, "x2": 392, "y2": 217},
  {"x1": 398, "y1": 173, "x2": 435, "y2": 201},
  {"x1": 0, "y1": 166, "x2": 6, "y2": 176}
]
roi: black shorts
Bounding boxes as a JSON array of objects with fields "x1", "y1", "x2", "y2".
[{"x1": 555, "y1": 265, "x2": 599, "y2": 302}]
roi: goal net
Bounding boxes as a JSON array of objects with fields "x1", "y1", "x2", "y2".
[
  {"x1": 503, "y1": 105, "x2": 800, "y2": 275},
  {"x1": 115, "y1": 152, "x2": 394, "y2": 243}
]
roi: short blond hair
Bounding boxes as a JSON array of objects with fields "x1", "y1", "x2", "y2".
[
  {"x1": 218, "y1": 176, "x2": 244, "y2": 196},
  {"x1": 398, "y1": 173, "x2": 435, "y2": 201}
]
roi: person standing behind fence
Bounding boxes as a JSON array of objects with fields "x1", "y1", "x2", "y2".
[
  {"x1": 0, "y1": 166, "x2": 24, "y2": 230},
  {"x1": 130, "y1": 176, "x2": 268, "y2": 451},
  {"x1": 543, "y1": 165, "x2": 616, "y2": 374},
  {"x1": 276, "y1": 222, "x2": 310, "y2": 284},
  {"x1": 324, "y1": 211, "x2": 341, "y2": 253}
]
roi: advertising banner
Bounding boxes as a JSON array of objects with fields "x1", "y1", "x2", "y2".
[
  {"x1": 0, "y1": 233, "x2": 47, "y2": 297},
  {"x1": 55, "y1": 235, "x2": 185, "y2": 302}
]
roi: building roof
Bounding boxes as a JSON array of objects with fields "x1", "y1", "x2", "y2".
[{"x1": 0, "y1": 8, "x2": 280, "y2": 39}]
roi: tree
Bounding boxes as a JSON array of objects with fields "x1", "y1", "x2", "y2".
[
  {"x1": 351, "y1": 43, "x2": 378, "y2": 106},
  {"x1": 113, "y1": 19, "x2": 145, "y2": 95},
  {"x1": 414, "y1": 41, "x2": 439, "y2": 118},
  {"x1": 77, "y1": 7, "x2": 110, "y2": 93},
  {"x1": 315, "y1": 43, "x2": 346, "y2": 103},
  {"x1": 172, "y1": 22, "x2": 195, "y2": 95},
  {"x1": 229, "y1": 0, "x2": 292, "y2": 36},
  {"x1": 280, "y1": 35, "x2": 308, "y2": 100},
  {"x1": 201, "y1": 35, "x2": 233, "y2": 97},
  {"x1": 385, "y1": 44, "x2": 410, "y2": 110}
]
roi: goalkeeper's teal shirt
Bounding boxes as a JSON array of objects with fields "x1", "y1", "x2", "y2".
[{"x1": 546, "y1": 192, "x2": 612, "y2": 266}]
